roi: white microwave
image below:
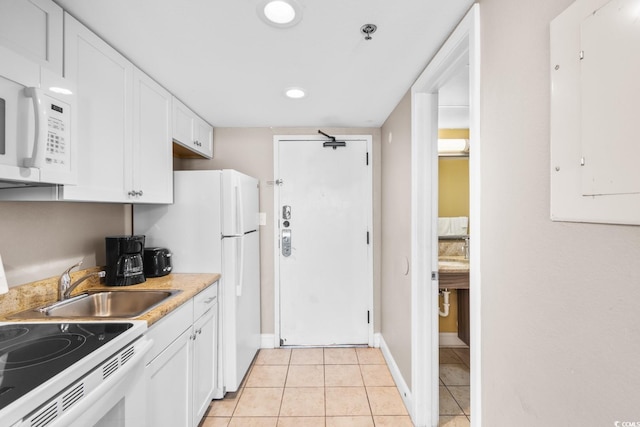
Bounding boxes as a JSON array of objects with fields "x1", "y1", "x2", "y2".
[{"x1": 0, "y1": 46, "x2": 76, "y2": 188}]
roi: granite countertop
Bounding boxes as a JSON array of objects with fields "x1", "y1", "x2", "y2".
[
  {"x1": 0, "y1": 270, "x2": 221, "y2": 327},
  {"x1": 438, "y1": 256, "x2": 470, "y2": 273}
]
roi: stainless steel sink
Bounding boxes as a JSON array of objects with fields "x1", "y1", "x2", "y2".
[{"x1": 9, "y1": 290, "x2": 180, "y2": 319}]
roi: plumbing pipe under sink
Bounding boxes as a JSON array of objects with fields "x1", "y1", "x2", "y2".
[{"x1": 439, "y1": 289, "x2": 451, "y2": 317}]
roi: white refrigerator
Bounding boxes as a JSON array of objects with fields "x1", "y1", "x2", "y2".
[{"x1": 133, "y1": 169, "x2": 261, "y2": 396}]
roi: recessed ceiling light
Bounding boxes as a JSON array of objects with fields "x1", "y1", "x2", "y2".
[
  {"x1": 258, "y1": 0, "x2": 302, "y2": 28},
  {"x1": 285, "y1": 87, "x2": 306, "y2": 99}
]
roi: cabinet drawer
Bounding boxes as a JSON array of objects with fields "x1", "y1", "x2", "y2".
[
  {"x1": 145, "y1": 299, "x2": 194, "y2": 364},
  {"x1": 193, "y1": 282, "x2": 218, "y2": 321}
]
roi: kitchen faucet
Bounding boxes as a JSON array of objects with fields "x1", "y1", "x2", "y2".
[{"x1": 58, "y1": 261, "x2": 106, "y2": 301}]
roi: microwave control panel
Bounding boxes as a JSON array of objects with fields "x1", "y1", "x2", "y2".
[{"x1": 44, "y1": 95, "x2": 71, "y2": 170}]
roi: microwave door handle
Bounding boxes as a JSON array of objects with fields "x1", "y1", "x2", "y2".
[{"x1": 23, "y1": 87, "x2": 46, "y2": 168}]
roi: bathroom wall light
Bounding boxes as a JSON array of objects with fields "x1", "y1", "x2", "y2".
[
  {"x1": 258, "y1": 0, "x2": 303, "y2": 28},
  {"x1": 438, "y1": 139, "x2": 469, "y2": 156},
  {"x1": 285, "y1": 87, "x2": 306, "y2": 99}
]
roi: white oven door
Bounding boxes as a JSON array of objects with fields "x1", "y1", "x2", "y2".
[{"x1": 18, "y1": 338, "x2": 152, "y2": 427}]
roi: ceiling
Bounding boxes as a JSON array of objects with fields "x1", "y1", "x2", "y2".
[{"x1": 54, "y1": 0, "x2": 473, "y2": 128}]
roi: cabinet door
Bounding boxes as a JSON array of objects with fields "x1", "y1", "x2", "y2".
[
  {"x1": 192, "y1": 306, "x2": 217, "y2": 426},
  {"x1": 172, "y1": 97, "x2": 194, "y2": 148},
  {"x1": 0, "y1": 0, "x2": 63, "y2": 73},
  {"x1": 61, "y1": 13, "x2": 133, "y2": 202},
  {"x1": 132, "y1": 68, "x2": 173, "y2": 204},
  {"x1": 146, "y1": 327, "x2": 192, "y2": 427},
  {"x1": 194, "y1": 116, "x2": 214, "y2": 159}
]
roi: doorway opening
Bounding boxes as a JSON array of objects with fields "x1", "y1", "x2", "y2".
[
  {"x1": 437, "y1": 65, "x2": 471, "y2": 425},
  {"x1": 409, "y1": 5, "x2": 480, "y2": 426}
]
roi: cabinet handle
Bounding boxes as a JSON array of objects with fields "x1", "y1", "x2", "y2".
[
  {"x1": 203, "y1": 296, "x2": 216, "y2": 304},
  {"x1": 137, "y1": 190, "x2": 144, "y2": 197},
  {"x1": 128, "y1": 191, "x2": 136, "y2": 197}
]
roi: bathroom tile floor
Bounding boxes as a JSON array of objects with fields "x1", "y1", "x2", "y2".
[
  {"x1": 199, "y1": 346, "x2": 471, "y2": 427},
  {"x1": 439, "y1": 347, "x2": 471, "y2": 427},
  {"x1": 199, "y1": 347, "x2": 412, "y2": 427}
]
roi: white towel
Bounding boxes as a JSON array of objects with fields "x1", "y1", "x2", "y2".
[{"x1": 438, "y1": 216, "x2": 468, "y2": 236}]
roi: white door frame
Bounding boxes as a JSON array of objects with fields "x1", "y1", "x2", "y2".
[
  {"x1": 410, "y1": 5, "x2": 481, "y2": 426},
  {"x1": 272, "y1": 134, "x2": 375, "y2": 348}
]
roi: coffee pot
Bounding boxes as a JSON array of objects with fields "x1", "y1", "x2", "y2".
[{"x1": 105, "y1": 235, "x2": 146, "y2": 286}]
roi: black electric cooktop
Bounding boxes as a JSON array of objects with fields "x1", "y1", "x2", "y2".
[{"x1": 0, "y1": 322, "x2": 134, "y2": 410}]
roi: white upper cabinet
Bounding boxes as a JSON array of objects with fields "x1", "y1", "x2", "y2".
[
  {"x1": 194, "y1": 115, "x2": 214, "y2": 159},
  {"x1": 132, "y1": 68, "x2": 173, "y2": 204},
  {"x1": 0, "y1": 0, "x2": 63, "y2": 74},
  {"x1": 61, "y1": 13, "x2": 172, "y2": 203},
  {"x1": 173, "y1": 98, "x2": 195, "y2": 150},
  {"x1": 61, "y1": 12, "x2": 132, "y2": 202},
  {"x1": 172, "y1": 97, "x2": 213, "y2": 159}
]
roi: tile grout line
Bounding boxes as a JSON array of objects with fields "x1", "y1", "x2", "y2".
[
  {"x1": 276, "y1": 357, "x2": 290, "y2": 420},
  {"x1": 323, "y1": 348, "x2": 327, "y2": 427},
  {"x1": 359, "y1": 353, "x2": 376, "y2": 423},
  {"x1": 442, "y1": 383, "x2": 466, "y2": 417}
]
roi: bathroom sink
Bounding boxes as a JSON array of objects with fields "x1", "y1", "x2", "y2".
[
  {"x1": 438, "y1": 256, "x2": 469, "y2": 274},
  {"x1": 9, "y1": 290, "x2": 180, "y2": 319},
  {"x1": 438, "y1": 256, "x2": 468, "y2": 262}
]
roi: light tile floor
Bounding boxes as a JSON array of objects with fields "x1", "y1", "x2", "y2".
[
  {"x1": 439, "y1": 347, "x2": 470, "y2": 427},
  {"x1": 199, "y1": 347, "x2": 471, "y2": 427},
  {"x1": 199, "y1": 347, "x2": 413, "y2": 427}
]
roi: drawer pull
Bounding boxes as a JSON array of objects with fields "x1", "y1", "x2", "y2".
[{"x1": 203, "y1": 296, "x2": 216, "y2": 304}]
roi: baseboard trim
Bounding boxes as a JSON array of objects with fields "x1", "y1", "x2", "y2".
[
  {"x1": 379, "y1": 334, "x2": 413, "y2": 419},
  {"x1": 261, "y1": 334, "x2": 275, "y2": 349},
  {"x1": 373, "y1": 332, "x2": 382, "y2": 348},
  {"x1": 439, "y1": 332, "x2": 468, "y2": 348}
]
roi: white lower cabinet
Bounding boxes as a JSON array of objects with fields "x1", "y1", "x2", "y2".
[
  {"x1": 146, "y1": 326, "x2": 192, "y2": 427},
  {"x1": 192, "y1": 295, "x2": 218, "y2": 422},
  {"x1": 144, "y1": 282, "x2": 218, "y2": 427}
]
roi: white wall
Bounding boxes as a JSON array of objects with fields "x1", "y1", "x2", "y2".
[
  {"x1": 0, "y1": 202, "x2": 129, "y2": 286},
  {"x1": 380, "y1": 92, "x2": 413, "y2": 388},
  {"x1": 480, "y1": 0, "x2": 640, "y2": 424}
]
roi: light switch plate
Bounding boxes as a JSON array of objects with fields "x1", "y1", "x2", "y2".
[{"x1": 259, "y1": 212, "x2": 267, "y2": 226}]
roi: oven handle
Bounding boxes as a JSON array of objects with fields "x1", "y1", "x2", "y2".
[{"x1": 44, "y1": 337, "x2": 153, "y2": 427}]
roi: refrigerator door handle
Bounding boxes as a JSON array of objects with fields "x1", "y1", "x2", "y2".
[
  {"x1": 236, "y1": 183, "x2": 245, "y2": 235},
  {"x1": 236, "y1": 237, "x2": 244, "y2": 297}
]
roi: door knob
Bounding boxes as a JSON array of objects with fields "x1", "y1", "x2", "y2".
[{"x1": 282, "y1": 229, "x2": 291, "y2": 257}]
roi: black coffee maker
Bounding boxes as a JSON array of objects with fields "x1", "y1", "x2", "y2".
[{"x1": 105, "y1": 235, "x2": 146, "y2": 286}]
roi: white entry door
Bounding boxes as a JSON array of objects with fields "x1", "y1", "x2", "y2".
[{"x1": 276, "y1": 136, "x2": 372, "y2": 346}]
